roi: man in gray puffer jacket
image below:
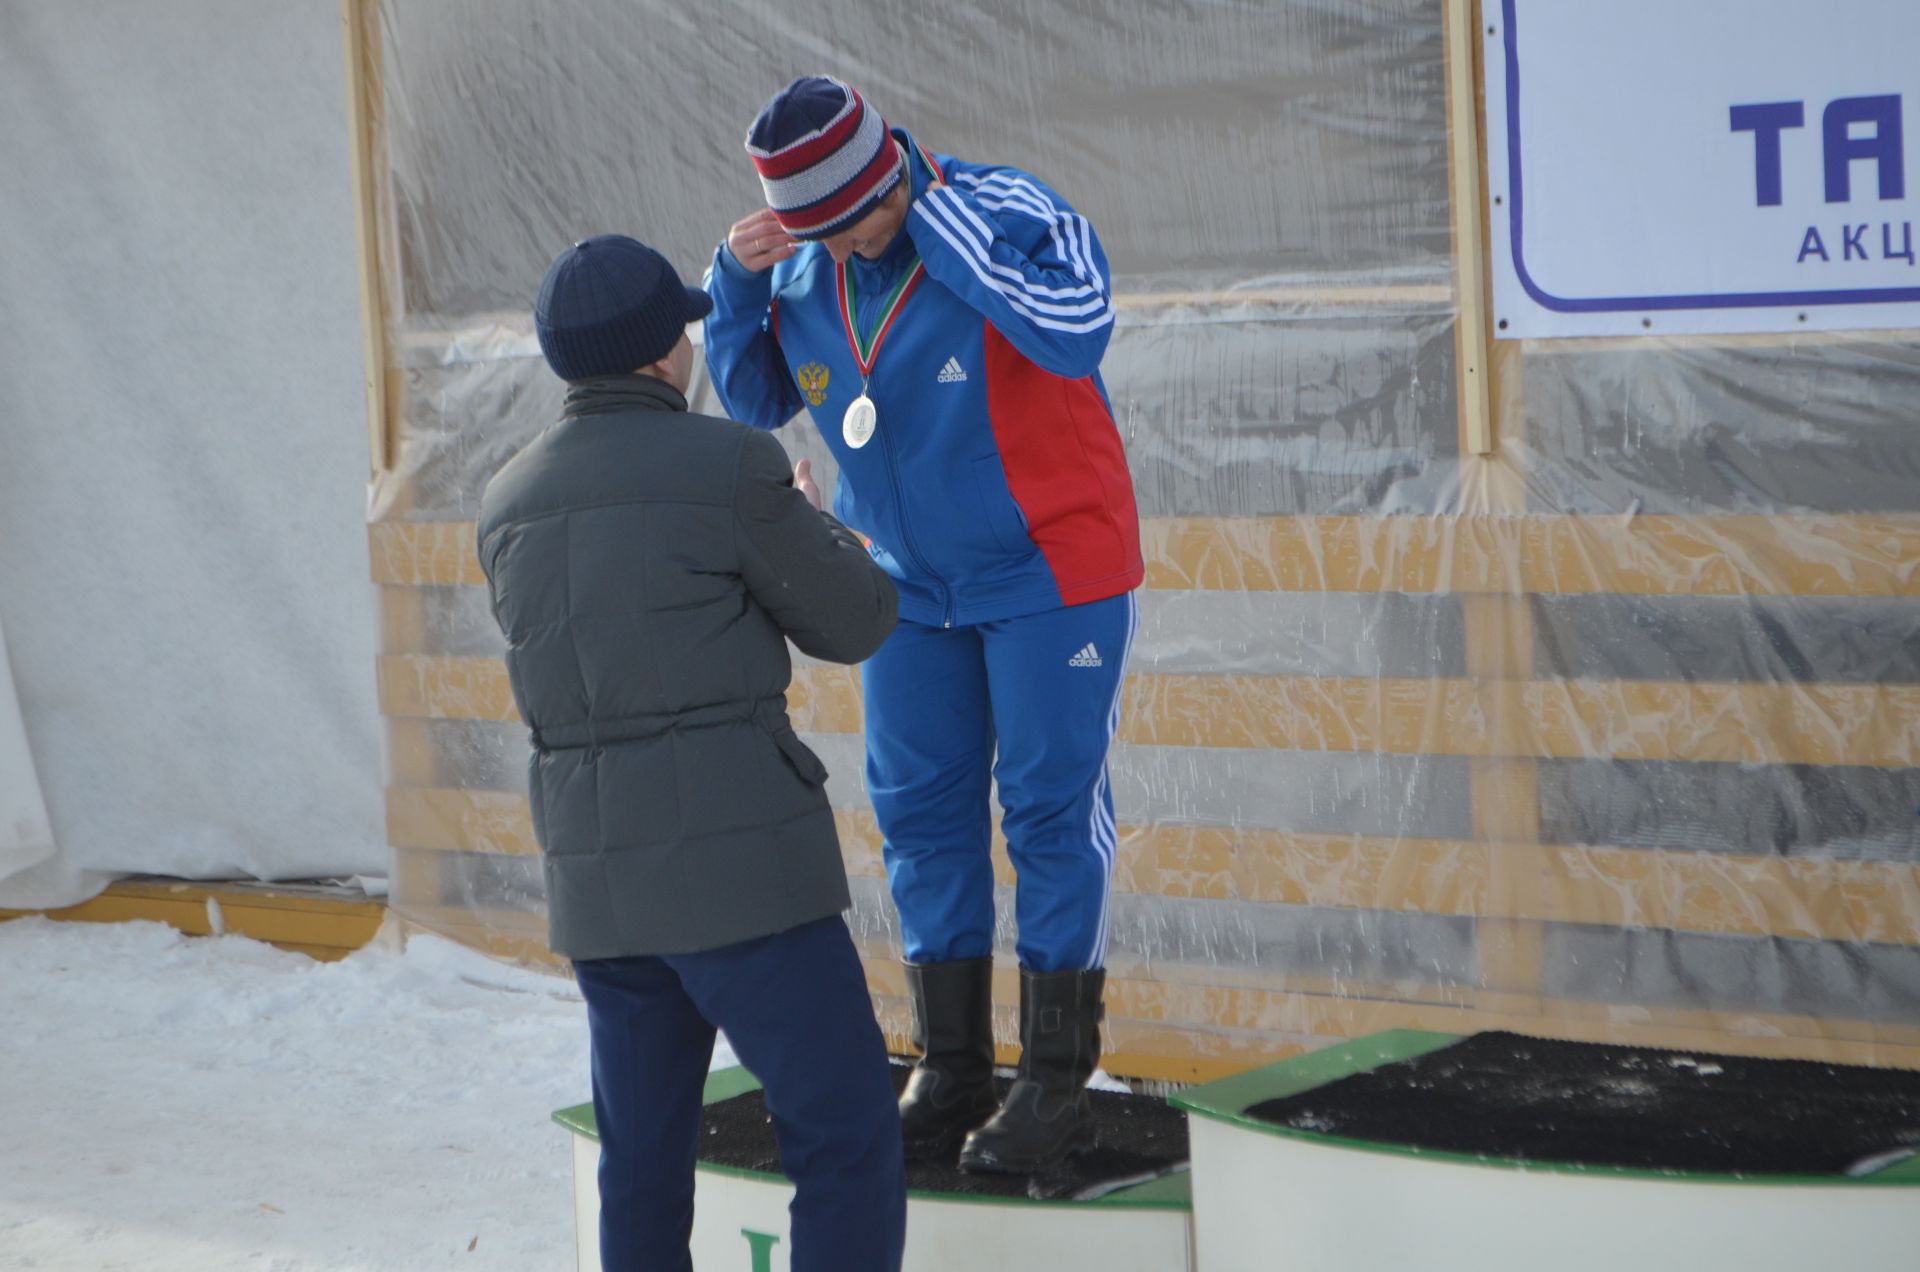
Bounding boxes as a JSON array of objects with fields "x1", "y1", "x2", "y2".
[{"x1": 478, "y1": 234, "x2": 905, "y2": 1272}]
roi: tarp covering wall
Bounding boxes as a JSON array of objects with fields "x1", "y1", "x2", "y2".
[
  {"x1": 364, "y1": 0, "x2": 1920, "y2": 1078},
  {"x1": 0, "y1": 614, "x2": 57, "y2": 889},
  {"x1": 0, "y1": 0, "x2": 387, "y2": 906}
]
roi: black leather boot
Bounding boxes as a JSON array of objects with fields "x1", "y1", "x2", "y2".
[
  {"x1": 957, "y1": 967, "x2": 1105, "y2": 1174},
  {"x1": 897, "y1": 957, "x2": 999, "y2": 1161}
]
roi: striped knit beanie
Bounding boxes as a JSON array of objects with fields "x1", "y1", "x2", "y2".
[{"x1": 746, "y1": 76, "x2": 904, "y2": 241}]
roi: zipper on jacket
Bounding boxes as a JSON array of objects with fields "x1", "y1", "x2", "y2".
[
  {"x1": 876, "y1": 415, "x2": 955, "y2": 626},
  {"x1": 850, "y1": 243, "x2": 955, "y2": 628}
]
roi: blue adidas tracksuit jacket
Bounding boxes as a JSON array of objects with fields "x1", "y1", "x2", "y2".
[{"x1": 704, "y1": 130, "x2": 1142, "y2": 971}]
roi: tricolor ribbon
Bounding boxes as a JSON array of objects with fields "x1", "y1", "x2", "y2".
[{"x1": 834, "y1": 141, "x2": 946, "y2": 378}]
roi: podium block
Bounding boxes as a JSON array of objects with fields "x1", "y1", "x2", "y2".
[
  {"x1": 556, "y1": 1067, "x2": 1193, "y2": 1271},
  {"x1": 1172, "y1": 1029, "x2": 1920, "y2": 1272}
]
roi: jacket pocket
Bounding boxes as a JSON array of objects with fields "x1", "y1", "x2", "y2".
[
  {"x1": 970, "y1": 456, "x2": 1034, "y2": 555},
  {"x1": 770, "y1": 727, "x2": 829, "y2": 786}
]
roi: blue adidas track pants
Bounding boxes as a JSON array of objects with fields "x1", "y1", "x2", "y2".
[
  {"x1": 572, "y1": 916, "x2": 906, "y2": 1272},
  {"x1": 861, "y1": 591, "x2": 1138, "y2": 973}
]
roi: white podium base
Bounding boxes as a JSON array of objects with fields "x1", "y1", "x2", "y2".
[
  {"x1": 1176, "y1": 1030, "x2": 1920, "y2": 1272},
  {"x1": 558, "y1": 1067, "x2": 1192, "y2": 1271}
]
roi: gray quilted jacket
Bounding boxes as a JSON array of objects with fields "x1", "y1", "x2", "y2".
[{"x1": 477, "y1": 374, "x2": 896, "y2": 958}]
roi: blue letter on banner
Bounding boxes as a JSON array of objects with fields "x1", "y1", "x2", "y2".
[
  {"x1": 1823, "y1": 95, "x2": 1906, "y2": 203},
  {"x1": 1731, "y1": 101, "x2": 1805, "y2": 206}
]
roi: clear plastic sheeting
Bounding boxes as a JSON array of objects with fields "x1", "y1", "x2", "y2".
[
  {"x1": 362, "y1": 0, "x2": 1920, "y2": 1077},
  {"x1": 373, "y1": 0, "x2": 1447, "y2": 314},
  {"x1": 1520, "y1": 342, "x2": 1920, "y2": 516}
]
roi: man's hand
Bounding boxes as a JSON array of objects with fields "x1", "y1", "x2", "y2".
[
  {"x1": 727, "y1": 208, "x2": 799, "y2": 273},
  {"x1": 794, "y1": 458, "x2": 822, "y2": 510}
]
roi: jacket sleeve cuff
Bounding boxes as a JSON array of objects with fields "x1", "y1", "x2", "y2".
[{"x1": 713, "y1": 242, "x2": 765, "y2": 286}]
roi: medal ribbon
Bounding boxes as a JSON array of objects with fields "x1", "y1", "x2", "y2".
[
  {"x1": 834, "y1": 139, "x2": 944, "y2": 379},
  {"x1": 836, "y1": 257, "x2": 923, "y2": 379}
]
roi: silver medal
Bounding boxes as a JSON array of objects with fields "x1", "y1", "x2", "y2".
[{"x1": 842, "y1": 394, "x2": 877, "y2": 449}]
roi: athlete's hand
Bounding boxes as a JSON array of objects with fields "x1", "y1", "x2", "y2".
[
  {"x1": 727, "y1": 208, "x2": 799, "y2": 273},
  {"x1": 794, "y1": 458, "x2": 822, "y2": 511}
]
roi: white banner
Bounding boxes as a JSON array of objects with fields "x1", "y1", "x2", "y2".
[{"x1": 1488, "y1": 0, "x2": 1920, "y2": 338}]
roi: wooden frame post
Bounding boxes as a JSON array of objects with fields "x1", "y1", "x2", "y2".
[
  {"x1": 341, "y1": 0, "x2": 390, "y2": 475},
  {"x1": 1446, "y1": 0, "x2": 1495, "y2": 455}
]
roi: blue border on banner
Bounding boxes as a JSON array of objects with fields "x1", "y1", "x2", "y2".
[{"x1": 1501, "y1": 0, "x2": 1920, "y2": 314}]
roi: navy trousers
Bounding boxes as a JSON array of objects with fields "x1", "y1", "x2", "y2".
[{"x1": 572, "y1": 916, "x2": 906, "y2": 1272}]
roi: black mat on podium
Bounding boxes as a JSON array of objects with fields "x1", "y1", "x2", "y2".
[
  {"x1": 1246, "y1": 1030, "x2": 1920, "y2": 1176},
  {"x1": 697, "y1": 1065, "x2": 1188, "y2": 1201}
]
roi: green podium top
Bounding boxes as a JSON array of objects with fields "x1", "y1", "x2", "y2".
[{"x1": 1170, "y1": 1029, "x2": 1920, "y2": 1188}]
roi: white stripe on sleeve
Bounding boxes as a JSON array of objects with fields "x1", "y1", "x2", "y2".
[
  {"x1": 917, "y1": 191, "x2": 1113, "y2": 318},
  {"x1": 962, "y1": 174, "x2": 1105, "y2": 293},
  {"x1": 913, "y1": 202, "x2": 1114, "y2": 334}
]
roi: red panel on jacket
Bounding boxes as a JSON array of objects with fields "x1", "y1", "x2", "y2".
[{"x1": 981, "y1": 322, "x2": 1143, "y2": 607}]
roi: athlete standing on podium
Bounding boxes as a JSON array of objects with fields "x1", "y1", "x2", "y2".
[{"x1": 703, "y1": 75, "x2": 1143, "y2": 1174}]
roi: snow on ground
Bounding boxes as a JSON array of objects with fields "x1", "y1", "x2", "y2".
[{"x1": 0, "y1": 917, "x2": 726, "y2": 1271}]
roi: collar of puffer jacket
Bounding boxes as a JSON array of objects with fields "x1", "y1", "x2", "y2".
[{"x1": 561, "y1": 373, "x2": 689, "y2": 419}]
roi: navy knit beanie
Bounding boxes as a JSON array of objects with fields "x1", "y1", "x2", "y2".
[{"x1": 534, "y1": 235, "x2": 713, "y2": 382}]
